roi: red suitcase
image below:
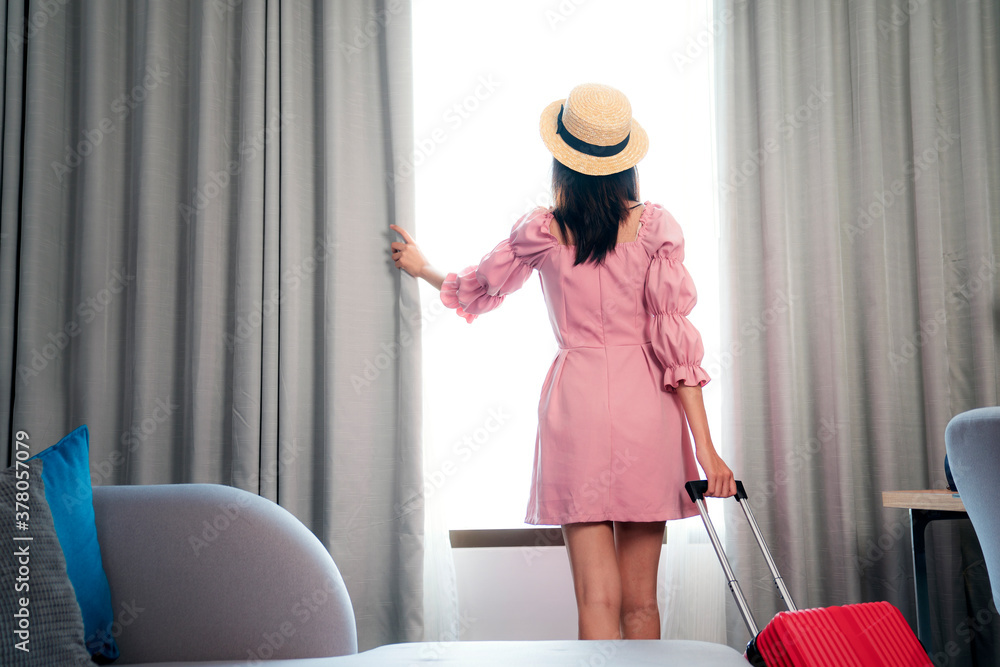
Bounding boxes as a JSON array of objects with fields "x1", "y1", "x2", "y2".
[{"x1": 685, "y1": 480, "x2": 933, "y2": 666}]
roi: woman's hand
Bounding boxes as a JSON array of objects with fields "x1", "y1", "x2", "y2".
[
  {"x1": 389, "y1": 224, "x2": 429, "y2": 279},
  {"x1": 696, "y1": 446, "x2": 737, "y2": 498},
  {"x1": 389, "y1": 224, "x2": 447, "y2": 290}
]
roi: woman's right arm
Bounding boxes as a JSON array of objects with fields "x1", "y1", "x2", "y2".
[{"x1": 393, "y1": 208, "x2": 548, "y2": 323}]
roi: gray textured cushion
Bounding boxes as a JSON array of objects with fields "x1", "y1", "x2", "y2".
[
  {"x1": 92, "y1": 483, "x2": 357, "y2": 664},
  {"x1": 0, "y1": 458, "x2": 93, "y2": 666},
  {"x1": 946, "y1": 406, "x2": 1000, "y2": 604}
]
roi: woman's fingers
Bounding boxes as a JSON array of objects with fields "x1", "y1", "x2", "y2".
[
  {"x1": 387, "y1": 226, "x2": 429, "y2": 278},
  {"x1": 389, "y1": 223, "x2": 415, "y2": 244},
  {"x1": 705, "y1": 466, "x2": 736, "y2": 498},
  {"x1": 713, "y1": 457, "x2": 735, "y2": 498},
  {"x1": 701, "y1": 454, "x2": 722, "y2": 497}
]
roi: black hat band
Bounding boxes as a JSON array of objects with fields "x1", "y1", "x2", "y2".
[{"x1": 556, "y1": 104, "x2": 631, "y2": 158}]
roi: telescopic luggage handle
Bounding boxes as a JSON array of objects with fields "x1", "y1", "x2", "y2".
[{"x1": 684, "y1": 480, "x2": 798, "y2": 638}]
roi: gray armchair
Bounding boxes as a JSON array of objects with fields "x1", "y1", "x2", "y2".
[
  {"x1": 945, "y1": 406, "x2": 1000, "y2": 604},
  {"x1": 91, "y1": 483, "x2": 358, "y2": 664}
]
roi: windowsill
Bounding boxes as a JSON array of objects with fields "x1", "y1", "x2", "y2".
[{"x1": 449, "y1": 527, "x2": 669, "y2": 548}]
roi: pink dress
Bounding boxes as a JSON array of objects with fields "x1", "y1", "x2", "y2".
[{"x1": 440, "y1": 202, "x2": 709, "y2": 526}]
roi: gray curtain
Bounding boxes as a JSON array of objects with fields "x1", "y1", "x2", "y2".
[
  {"x1": 0, "y1": 0, "x2": 423, "y2": 651},
  {"x1": 715, "y1": 0, "x2": 999, "y2": 661}
]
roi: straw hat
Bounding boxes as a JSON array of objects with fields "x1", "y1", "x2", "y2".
[{"x1": 539, "y1": 83, "x2": 648, "y2": 176}]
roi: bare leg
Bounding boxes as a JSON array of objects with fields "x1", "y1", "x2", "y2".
[
  {"x1": 614, "y1": 520, "x2": 666, "y2": 639},
  {"x1": 562, "y1": 521, "x2": 622, "y2": 639}
]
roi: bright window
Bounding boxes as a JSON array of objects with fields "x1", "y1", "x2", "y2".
[{"x1": 413, "y1": 0, "x2": 720, "y2": 529}]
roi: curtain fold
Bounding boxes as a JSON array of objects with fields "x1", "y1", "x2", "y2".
[
  {"x1": 715, "y1": 0, "x2": 999, "y2": 660},
  {"x1": 0, "y1": 0, "x2": 422, "y2": 652}
]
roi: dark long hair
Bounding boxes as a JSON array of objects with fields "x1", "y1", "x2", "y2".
[{"x1": 550, "y1": 158, "x2": 640, "y2": 267}]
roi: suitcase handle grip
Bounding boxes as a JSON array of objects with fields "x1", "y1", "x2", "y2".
[{"x1": 685, "y1": 479, "x2": 748, "y2": 502}]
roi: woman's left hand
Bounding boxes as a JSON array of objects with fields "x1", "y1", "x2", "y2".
[
  {"x1": 696, "y1": 446, "x2": 737, "y2": 498},
  {"x1": 390, "y1": 224, "x2": 429, "y2": 279}
]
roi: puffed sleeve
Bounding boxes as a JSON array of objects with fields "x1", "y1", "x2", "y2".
[
  {"x1": 440, "y1": 207, "x2": 557, "y2": 323},
  {"x1": 643, "y1": 212, "x2": 711, "y2": 393}
]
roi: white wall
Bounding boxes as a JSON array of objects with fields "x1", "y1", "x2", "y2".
[
  {"x1": 453, "y1": 544, "x2": 680, "y2": 640},
  {"x1": 453, "y1": 546, "x2": 578, "y2": 640}
]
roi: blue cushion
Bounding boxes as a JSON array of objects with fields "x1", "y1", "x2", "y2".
[{"x1": 30, "y1": 425, "x2": 119, "y2": 661}]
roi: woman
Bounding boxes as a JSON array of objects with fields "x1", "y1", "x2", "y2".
[{"x1": 390, "y1": 83, "x2": 736, "y2": 640}]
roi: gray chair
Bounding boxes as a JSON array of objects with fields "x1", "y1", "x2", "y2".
[
  {"x1": 91, "y1": 483, "x2": 358, "y2": 665},
  {"x1": 945, "y1": 406, "x2": 1000, "y2": 604}
]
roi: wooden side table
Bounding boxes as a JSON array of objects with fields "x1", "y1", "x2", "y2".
[{"x1": 882, "y1": 490, "x2": 967, "y2": 655}]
